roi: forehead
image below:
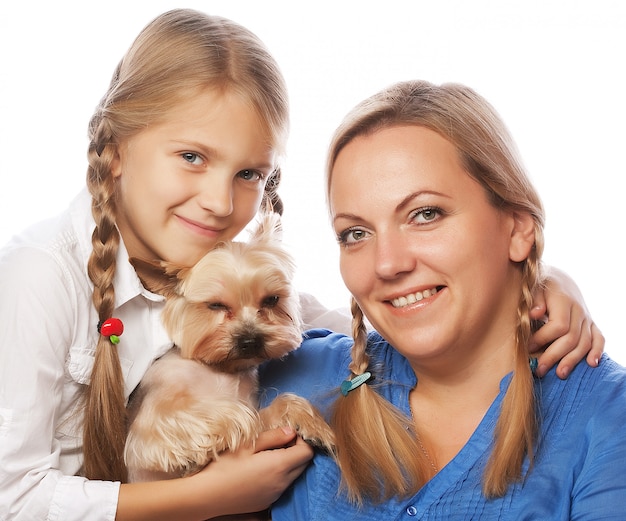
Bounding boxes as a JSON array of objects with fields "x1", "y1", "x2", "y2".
[
  {"x1": 329, "y1": 125, "x2": 468, "y2": 199},
  {"x1": 136, "y1": 87, "x2": 277, "y2": 161},
  {"x1": 163, "y1": 88, "x2": 268, "y2": 134}
]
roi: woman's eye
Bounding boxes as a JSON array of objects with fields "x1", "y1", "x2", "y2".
[
  {"x1": 337, "y1": 228, "x2": 369, "y2": 246},
  {"x1": 181, "y1": 152, "x2": 203, "y2": 166},
  {"x1": 238, "y1": 169, "x2": 264, "y2": 182},
  {"x1": 412, "y1": 207, "x2": 441, "y2": 224}
]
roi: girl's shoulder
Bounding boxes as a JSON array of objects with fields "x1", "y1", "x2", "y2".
[{"x1": 0, "y1": 190, "x2": 91, "y2": 269}]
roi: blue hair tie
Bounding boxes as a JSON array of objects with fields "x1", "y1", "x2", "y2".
[{"x1": 340, "y1": 371, "x2": 373, "y2": 396}]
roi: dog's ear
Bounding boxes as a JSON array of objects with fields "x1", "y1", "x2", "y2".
[
  {"x1": 129, "y1": 257, "x2": 186, "y2": 297},
  {"x1": 251, "y1": 211, "x2": 282, "y2": 244}
]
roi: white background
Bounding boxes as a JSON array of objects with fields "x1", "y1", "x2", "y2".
[{"x1": 1, "y1": 1, "x2": 624, "y2": 363}]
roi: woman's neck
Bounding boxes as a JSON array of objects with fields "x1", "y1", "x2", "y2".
[{"x1": 408, "y1": 331, "x2": 517, "y2": 471}]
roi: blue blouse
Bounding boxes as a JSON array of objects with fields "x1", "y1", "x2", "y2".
[{"x1": 259, "y1": 329, "x2": 626, "y2": 520}]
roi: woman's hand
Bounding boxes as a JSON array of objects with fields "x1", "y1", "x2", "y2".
[{"x1": 530, "y1": 266, "x2": 604, "y2": 379}]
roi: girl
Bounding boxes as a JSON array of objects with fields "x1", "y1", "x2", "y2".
[
  {"x1": 0, "y1": 10, "x2": 604, "y2": 521},
  {"x1": 261, "y1": 80, "x2": 625, "y2": 520}
]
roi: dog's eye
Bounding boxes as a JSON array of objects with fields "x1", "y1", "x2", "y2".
[
  {"x1": 262, "y1": 295, "x2": 280, "y2": 308},
  {"x1": 207, "y1": 302, "x2": 229, "y2": 311}
]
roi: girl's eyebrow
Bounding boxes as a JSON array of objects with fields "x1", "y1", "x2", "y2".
[{"x1": 172, "y1": 139, "x2": 276, "y2": 171}]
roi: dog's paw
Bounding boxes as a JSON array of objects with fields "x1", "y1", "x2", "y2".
[{"x1": 260, "y1": 393, "x2": 336, "y2": 457}]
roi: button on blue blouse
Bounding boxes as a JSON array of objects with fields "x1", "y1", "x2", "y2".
[{"x1": 260, "y1": 329, "x2": 626, "y2": 521}]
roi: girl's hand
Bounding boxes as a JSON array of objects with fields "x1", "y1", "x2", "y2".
[
  {"x1": 530, "y1": 266, "x2": 604, "y2": 379},
  {"x1": 198, "y1": 426, "x2": 313, "y2": 518},
  {"x1": 116, "y1": 427, "x2": 312, "y2": 521}
]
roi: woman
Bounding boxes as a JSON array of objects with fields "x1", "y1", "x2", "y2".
[{"x1": 260, "y1": 80, "x2": 626, "y2": 520}]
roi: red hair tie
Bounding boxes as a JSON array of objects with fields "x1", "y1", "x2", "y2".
[{"x1": 97, "y1": 318, "x2": 124, "y2": 345}]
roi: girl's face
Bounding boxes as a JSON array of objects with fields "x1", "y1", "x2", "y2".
[
  {"x1": 112, "y1": 89, "x2": 277, "y2": 266},
  {"x1": 330, "y1": 125, "x2": 534, "y2": 370}
]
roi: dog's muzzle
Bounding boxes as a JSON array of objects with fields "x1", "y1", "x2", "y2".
[{"x1": 235, "y1": 333, "x2": 265, "y2": 358}]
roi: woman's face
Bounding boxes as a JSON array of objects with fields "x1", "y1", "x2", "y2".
[
  {"x1": 112, "y1": 89, "x2": 277, "y2": 266},
  {"x1": 330, "y1": 125, "x2": 533, "y2": 367}
]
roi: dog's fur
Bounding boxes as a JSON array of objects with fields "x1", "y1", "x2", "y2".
[{"x1": 124, "y1": 213, "x2": 335, "y2": 483}]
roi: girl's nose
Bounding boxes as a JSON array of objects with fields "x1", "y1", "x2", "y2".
[{"x1": 197, "y1": 174, "x2": 233, "y2": 217}]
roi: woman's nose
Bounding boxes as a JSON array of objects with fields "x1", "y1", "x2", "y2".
[{"x1": 374, "y1": 231, "x2": 417, "y2": 280}]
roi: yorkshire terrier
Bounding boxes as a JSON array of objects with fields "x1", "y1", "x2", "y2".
[{"x1": 124, "y1": 213, "x2": 335, "y2": 483}]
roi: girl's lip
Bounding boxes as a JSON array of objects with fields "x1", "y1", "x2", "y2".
[{"x1": 176, "y1": 215, "x2": 224, "y2": 237}]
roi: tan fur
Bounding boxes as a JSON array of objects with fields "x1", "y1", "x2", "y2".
[
  {"x1": 82, "y1": 8, "x2": 290, "y2": 482},
  {"x1": 125, "y1": 213, "x2": 335, "y2": 482}
]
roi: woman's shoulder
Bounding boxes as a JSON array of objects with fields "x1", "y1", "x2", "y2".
[
  {"x1": 259, "y1": 329, "x2": 354, "y2": 407},
  {"x1": 539, "y1": 353, "x2": 626, "y2": 435}
]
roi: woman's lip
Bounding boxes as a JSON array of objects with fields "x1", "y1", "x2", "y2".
[{"x1": 386, "y1": 286, "x2": 444, "y2": 309}]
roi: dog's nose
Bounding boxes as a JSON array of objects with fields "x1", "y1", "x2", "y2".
[{"x1": 236, "y1": 334, "x2": 265, "y2": 357}]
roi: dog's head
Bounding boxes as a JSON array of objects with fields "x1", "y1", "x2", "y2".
[{"x1": 131, "y1": 213, "x2": 303, "y2": 373}]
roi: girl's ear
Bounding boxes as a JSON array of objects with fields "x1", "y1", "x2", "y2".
[
  {"x1": 509, "y1": 211, "x2": 536, "y2": 262},
  {"x1": 111, "y1": 147, "x2": 122, "y2": 178}
]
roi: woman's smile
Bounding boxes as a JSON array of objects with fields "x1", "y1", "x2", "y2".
[{"x1": 389, "y1": 286, "x2": 441, "y2": 309}]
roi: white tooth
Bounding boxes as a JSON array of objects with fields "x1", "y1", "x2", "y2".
[{"x1": 391, "y1": 287, "x2": 438, "y2": 308}]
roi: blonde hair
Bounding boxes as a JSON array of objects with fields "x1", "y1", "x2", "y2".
[
  {"x1": 327, "y1": 80, "x2": 545, "y2": 503},
  {"x1": 83, "y1": 8, "x2": 289, "y2": 481}
]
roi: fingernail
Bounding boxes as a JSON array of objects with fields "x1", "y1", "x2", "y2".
[
  {"x1": 281, "y1": 426, "x2": 295, "y2": 435},
  {"x1": 559, "y1": 366, "x2": 570, "y2": 379},
  {"x1": 536, "y1": 364, "x2": 548, "y2": 378}
]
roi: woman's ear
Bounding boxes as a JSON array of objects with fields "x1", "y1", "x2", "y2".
[{"x1": 509, "y1": 211, "x2": 536, "y2": 262}]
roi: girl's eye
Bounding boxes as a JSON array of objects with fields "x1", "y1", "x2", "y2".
[
  {"x1": 238, "y1": 169, "x2": 264, "y2": 182},
  {"x1": 411, "y1": 207, "x2": 441, "y2": 224},
  {"x1": 181, "y1": 152, "x2": 203, "y2": 166},
  {"x1": 337, "y1": 228, "x2": 369, "y2": 246}
]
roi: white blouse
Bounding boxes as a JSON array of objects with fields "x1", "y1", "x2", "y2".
[{"x1": 0, "y1": 189, "x2": 350, "y2": 520}]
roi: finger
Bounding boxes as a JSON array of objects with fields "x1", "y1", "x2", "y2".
[
  {"x1": 257, "y1": 436, "x2": 313, "y2": 481},
  {"x1": 535, "y1": 319, "x2": 587, "y2": 379},
  {"x1": 529, "y1": 290, "x2": 547, "y2": 322},
  {"x1": 281, "y1": 437, "x2": 315, "y2": 476},
  {"x1": 585, "y1": 322, "x2": 604, "y2": 367},
  {"x1": 254, "y1": 426, "x2": 298, "y2": 452},
  {"x1": 529, "y1": 311, "x2": 571, "y2": 354}
]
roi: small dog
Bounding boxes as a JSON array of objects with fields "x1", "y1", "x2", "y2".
[{"x1": 124, "y1": 213, "x2": 335, "y2": 483}]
